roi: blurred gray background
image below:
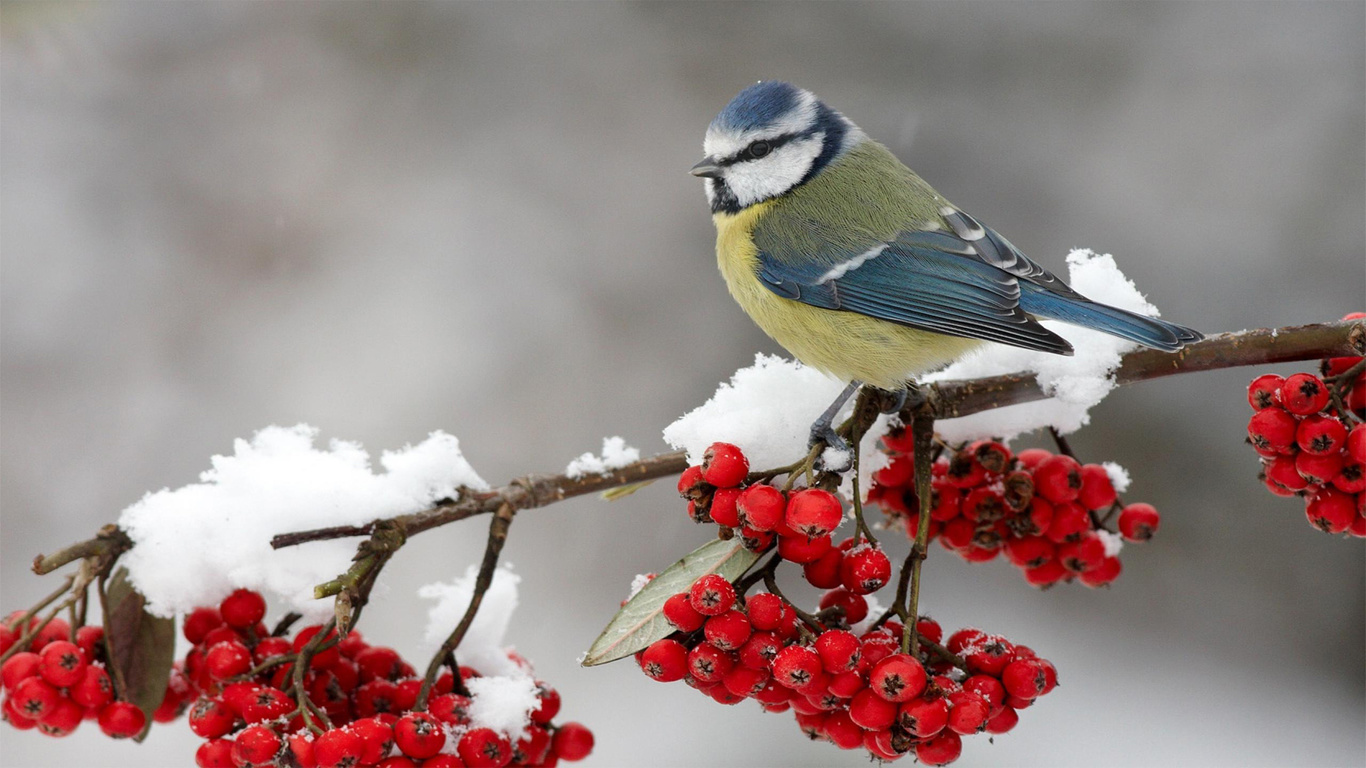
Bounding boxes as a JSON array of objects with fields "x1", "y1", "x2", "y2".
[{"x1": 2, "y1": 2, "x2": 1363, "y2": 766}]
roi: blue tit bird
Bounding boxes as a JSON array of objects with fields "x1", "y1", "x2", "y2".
[{"x1": 692, "y1": 81, "x2": 1202, "y2": 452}]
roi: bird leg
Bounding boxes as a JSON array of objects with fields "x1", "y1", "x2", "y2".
[
  {"x1": 874, "y1": 386, "x2": 909, "y2": 414},
  {"x1": 808, "y1": 380, "x2": 861, "y2": 471}
]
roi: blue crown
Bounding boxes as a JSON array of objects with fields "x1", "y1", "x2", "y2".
[{"x1": 711, "y1": 81, "x2": 805, "y2": 133}]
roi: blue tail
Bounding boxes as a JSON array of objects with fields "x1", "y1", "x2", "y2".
[{"x1": 1018, "y1": 283, "x2": 1203, "y2": 352}]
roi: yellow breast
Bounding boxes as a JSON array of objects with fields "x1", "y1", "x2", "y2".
[{"x1": 712, "y1": 206, "x2": 982, "y2": 390}]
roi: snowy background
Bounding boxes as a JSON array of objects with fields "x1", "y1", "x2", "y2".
[{"x1": 2, "y1": 2, "x2": 1363, "y2": 766}]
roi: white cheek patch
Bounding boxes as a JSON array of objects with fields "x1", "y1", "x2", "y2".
[{"x1": 724, "y1": 135, "x2": 823, "y2": 209}]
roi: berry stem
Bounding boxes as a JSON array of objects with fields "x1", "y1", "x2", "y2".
[
  {"x1": 31, "y1": 524, "x2": 132, "y2": 576},
  {"x1": 290, "y1": 617, "x2": 339, "y2": 734},
  {"x1": 0, "y1": 573, "x2": 77, "y2": 664},
  {"x1": 416, "y1": 502, "x2": 516, "y2": 710},
  {"x1": 902, "y1": 407, "x2": 936, "y2": 658}
]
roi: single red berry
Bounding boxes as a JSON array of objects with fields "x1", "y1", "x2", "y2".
[
  {"x1": 1297, "y1": 414, "x2": 1348, "y2": 455},
  {"x1": 963, "y1": 674, "x2": 1007, "y2": 712},
  {"x1": 242, "y1": 686, "x2": 292, "y2": 723},
  {"x1": 1334, "y1": 460, "x2": 1366, "y2": 494},
  {"x1": 662, "y1": 592, "x2": 705, "y2": 632},
  {"x1": 677, "y1": 464, "x2": 706, "y2": 498},
  {"x1": 771, "y1": 645, "x2": 823, "y2": 691},
  {"x1": 1265, "y1": 454, "x2": 1311, "y2": 492},
  {"x1": 840, "y1": 544, "x2": 892, "y2": 595},
  {"x1": 777, "y1": 532, "x2": 833, "y2": 564},
  {"x1": 458, "y1": 727, "x2": 513, "y2": 768},
  {"x1": 687, "y1": 643, "x2": 735, "y2": 683},
  {"x1": 899, "y1": 694, "x2": 950, "y2": 737},
  {"x1": 2, "y1": 651, "x2": 40, "y2": 692},
  {"x1": 1033, "y1": 454, "x2": 1083, "y2": 503},
  {"x1": 1305, "y1": 489, "x2": 1357, "y2": 534},
  {"x1": 1004, "y1": 535, "x2": 1055, "y2": 569},
  {"x1": 945, "y1": 450, "x2": 987, "y2": 488},
  {"x1": 737, "y1": 525, "x2": 776, "y2": 552},
  {"x1": 11, "y1": 676, "x2": 60, "y2": 720},
  {"x1": 553, "y1": 721, "x2": 594, "y2": 761},
  {"x1": 1281, "y1": 373, "x2": 1330, "y2": 415},
  {"x1": 354, "y1": 646, "x2": 403, "y2": 682},
  {"x1": 745, "y1": 592, "x2": 789, "y2": 632},
  {"x1": 869, "y1": 654, "x2": 927, "y2": 702},
  {"x1": 205, "y1": 640, "x2": 252, "y2": 681},
  {"x1": 195, "y1": 738, "x2": 237, "y2": 768},
  {"x1": 688, "y1": 574, "x2": 736, "y2": 616},
  {"x1": 703, "y1": 609, "x2": 752, "y2": 651},
  {"x1": 1296, "y1": 450, "x2": 1344, "y2": 485},
  {"x1": 736, "y1": 630, "x2": 782, "y2": 670},
  {"x1": 1079, "y1": 555, "x2": 1123, "y2": 587},
  {"x1": 946, "y1": 689, "x2": 991, "y2": 734},
  {"x1": 98, "y1": 700, "x2": 147, "y2": 739},
  {"x1": 1058, "y1": 532, "x2": 1106, "y2": 573},
  {"x1": 314, "y1": 727, "x2": 365, "y2": 768},
  {"x1": 1248, "y1": 407, "x2": 1299, "y2": 452},
  {"x1": 219, "y1": 589, "x2": 267, "y2": 629},
  {"x1": 916, "y1": 730, "x2": 963, "y2": 766},
  {"x1": 74, "y1": 625, "x2": 104, "y2": 663},
  {"x1": 37, "y1": 640, "x2": 86, "y2": 688},
  {"x1": 288, "y1": 732, "x2": 318, "y2": 768},
  {"x1": 70, "y1": 664, "x2": 114, "y2": 710},
  {"x1": 1248, "y1": 374, "x2": 1284, "y2": 410},
  {"x1": 1001, "y1": 658, "x2": 1047, "y2": 700},
  {"x1": 710, "y1": 486, "x2": 742, "y2": 528},
  {"x1": 785, "y1": 489, "x2": 843, "y2": 538},
  {"x1": 292, "y1": 625, "x2": 341, "y2": 669},
  {"x1": 736, "y1": 484, "x2": 786, "y2": 531},
  {"x1": 986, "y1": 705, "x2": 1020, "y2": 734},
  {"x1": 720, "y1": 662, "x2": 770, "y2": 697},
  {"x1": 394, "y1": 711, "x2": 446, "y2": 759},
  {"x1": 823, "y1": 709, "x2": 864, "y2": 749},
  {"x1": 964, "y1": 635, "x2": 1015, "y2": 676},
  {"x1": 814, "y1": 629, "x2": 861, "y2": 674},
  {"x1": 819, "y1": 587, "x2": 868, "y2": 624},
  {"x1": 1045, "y1": 502, "x2": 1090, "y2": 543},
  {"x1": 802, "y1": 547, "x2": 844, "y2": 589},
  {"x1": 2, "y1": 695, "x2": 37, "y2": 731},
  {"x1": 35, "y1": 696, "x2": 81, "y2": 737},
  {"x1": 1348, "y1": 424, "x2": 1366, "y2": 464},
  {"x1": 189, "y1": 696, "x2": 238, "y2": 739},
  {"x1": 874, "y1": 454, "x2": 914, "y2": 487},
  {"x1": 1118, "y1": 503, "x2": 1160, "y2": 541},
  {"x1": 639, "y1": 638, "x2": 688, "y2": 682},
  {"x1": 428, "y1": 693, "x2": 473, "y2": 725},
  {"x1": 961, "y1": 486, "x2": 1006, "y2": 523},
  {"x1": 28, "y1": 618, "x2": 69, "y2": 651},
  {"x1": 702, "y1": 442, "x2": 749, "y2": 488},
  {"x1": 184, "y1": 606, "x2": 224, "y2": 644},
  {"x1": 232, "y1": 724, "x2": 283, "y2": 766},
  {"x1": 353, "y1": 679, "x2": 401, "y2": 717},
  {"x1": 1077, "y1": 464, "x2": 1118, "y2": 511},
  {"x1": 848, "y1": 687, "x2": 899, "y2": 730}
]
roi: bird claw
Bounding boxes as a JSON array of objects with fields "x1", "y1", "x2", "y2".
[{"x1": 809, "y1": 425, "x2": 852, "y2": 473}]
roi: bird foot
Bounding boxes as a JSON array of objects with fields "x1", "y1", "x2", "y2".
[{"x1": 809, "y1": 424, "x2": 852, "y2": 473}]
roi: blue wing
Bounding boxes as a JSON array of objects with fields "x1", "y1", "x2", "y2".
[{"x1": 755, "y1": 209, "x2": 1201, "y2": 354}]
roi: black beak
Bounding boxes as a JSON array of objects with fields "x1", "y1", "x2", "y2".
[{"x1": 689, "y1": 157, "x2": 723, "y2": 179}]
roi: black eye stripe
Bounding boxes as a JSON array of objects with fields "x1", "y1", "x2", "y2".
[{"x1": 718, "y1": 132, "x2": 803, "y2": 167}]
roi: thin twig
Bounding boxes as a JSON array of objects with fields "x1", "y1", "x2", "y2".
[{"x1": 903, "y1": 407, "x2": 936, "y2": 657}]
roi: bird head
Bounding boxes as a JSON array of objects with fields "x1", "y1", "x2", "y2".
[{"x1": 693, "y1": 81, "x2": 864, "y2": 214}]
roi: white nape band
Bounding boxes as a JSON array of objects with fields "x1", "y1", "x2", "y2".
[{"x1": 818, "y1": 245, "x2": 886, "y2": 284}]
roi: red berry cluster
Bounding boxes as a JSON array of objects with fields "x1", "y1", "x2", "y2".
[
  {"x1": 679, "y1": 442, "x2": 860, "y2": 567},
  {"x1": 640, "y1": 572, "x2": 1056, "y2": 765},
  {"x1": 0, "y1": 614, "x2": 151, "y2": 740},
  {"x1": 1245, "y1": 314, "x2": 1366, "y2": 536},
  {"x1": 868, "y1": 436, "x2": 1156, "y2": 588}
]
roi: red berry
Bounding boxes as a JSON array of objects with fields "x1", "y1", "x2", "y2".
[
  {"x1": 703, "y1": 609, "x2": 752, "y2": 651},
  {"x1": 37, "y1": 640, "x2": 86, "y2": 688},
  {"x1": 687, "y1": 643, "x2": 735, "y2": 683},
  {"x1": 720, "y1": 662, "x2": 770, "y2": 697},
  {"x1": 1248, "y1": 407, "x2": 1299, "y2": 452},
  {"x1": 869, "y1": 654, "x2": 927, "y2": 702},
  {"x1": 785, "y1": 489, "x2": 843, "y2": 538},
  {"x1": 639, "y1": 638, "x2": 688, "y2": 682},
  {"x1": 1078, "y1": 464, "x2": 1118, "y2": 511},
  {"x1": 777, "y1": 532, "x2": 833, "y2": 564},
  {"x1": 677, "y1": 464, "x2": 706, "y2": 498},
  {"x1": 1297, "y1": 414, "x2": 1348, "y2": 455},
  {"x1": 662, "y1": 592, "x2": 705, "y2": 632},
  {"x1": 986, "y1": 705, "x2": 1020, "y2": 734},
  {"x1": 1058, "y1": 532, "x2": 1106, "y2": 573},
  {"x1": 74, "y1": 625, "x2": 104, "y2": 662},
  {"x1": 458, "y1": 727, "x2": 513, "y2": 768},
  {"x1": 1079, "y1": 555, "x2": 1123, "y2": 587},
  {"x1": 963, "y1": 673, "x2": 1007, "y2": 713},
  {"x1": 242, "y1": 686, "x2": 292, "y2": 723},
  {"x1": 1334, "y1": 460, "x2": 1366, "y2": 494},
  {"x1": 899, "y1": 694, "x2": 949, "y2": 737},
  {"x1": 771, "y1": 645, "x2": 823, "y2": 691},
  {"x1": 98, "y1": 700, "x2": 147, "y2": 739},
  {"x1": 288, "y1": 732, "x2": 318, "y2": 768},
  {"x1": 196, "y1": 738, "x2": 237, "y2": 768},
  {"x1": 1296, "y1": 450, "x2": 1344, "y2": 485},
  {"x1": 702, "y1": 442, "x2": 749, "y2": 488},
  {"x1": 1248, "y1": 374, "x2": 1284, "y2": 410},
  {"x1": 394, "y1": 711, "x2": 446, "y2": 759},
  {"x1": 961, "y1": 486, "x2": 1006, "y2": 523},
  {"x1": 1, "y1": 651, "x2": 39, "y2": 692},
  {"x1": 428, "y1": 693, "x2": 473, "y2": 725},
  {"x1": 736, "y1": 484, "x2": 786, "y2": 531},
  {"x1": 219, "y1": 589, "x2": 267, "y2": 629},
  {"x1": 1024, "y1": 558, "x2": 1068, "y2": 587},
  {"x1": 1033, "y1": 454, "x2": 1083, "y2": 503},
  {"x1": 737, "y1": 525, "x2": 775, "y2": 552},
  {"x1": 1002, "y1": 658, "x2": 1047, "y2": 700},
  {"x1": 1306, "y1": 489, "x2": 1357, "y2": 534},
  {"x1": 849, "y1": 687, "x2": 899, "y2": 730},
  {"x1": 964, "y1": 635, "x2": 1015, "y2": 676},
  {"x1": 840, "y1": 544, "x2": 891, "y2": 594},
  {"x1": 552, "y1": 721, "x2": 594, "y2": 761},
  {"x1": 814, "y1": 630, "x2": 861, "y2": 674},
  {"x1": 819, "y1": 587, "x2": 868, "y2": 624},
  {"x1": 1118, "y1": 503, "x2": 1160, "y2": 541},
  {"x1": 232, "y1": 724, "x2": 283, "y2": 766},
  {"x1": 11, "y1": 676, "x2": 60, "y2": 720},
  {"x1": 293, "y1": 625, "x2": 341, "y2": 669},
  {"x1": 1004, "y1": 535, "x2": 1055, "y2": 569},
  {"x1": 1281, "y1": 373, "x2": 1330, "y2": 415},
  {"x1": 354, "y1": 679, "x2": 401, "y2": 717},
  {"x1": 184, "y1": 607, "x2": 224, "y2": 644},
  {"x1": 70, "y1": 664, "x2": 114, "y2": 710},
  {"x1": 946, "y1": 689, "x2": 991, "y2": 734},
  {"x1": 355, "y1": 646, "x2": 403, "y2": 682},
  {"x1": 916, "y1": 731, "x2": 963, "y2": 766},
  {"x1": 802, "y1": 547, "x2": 844, "y2": 589},
  {"x1": 823, "y1": 709, "x2": 864, "y2": 749},
  {"x1": 688, "y1": 574, "x2": 736, "y2": 616},
  {"x1": 1265, "y1": 454, "x2": 1311, "y2": 492},
  {"x1": 205, "y1": 640, "x2": 252, "y2": 681},
  {"x1": 745, "y1": 593, "x2": 789, "y2": 632},
  {"x1": 189, "y1": 696, "x2": 238, "y2": 739},
  {"x1": 1348, "y1": 424, "x2": 1366, "y2": 464},
  {"x1": 709, "y1": 487, "x2": 742, "y2": 528},
  {"x1": 1045, "y1": 502, "x2": 1090, "y2": 543},
  {"x1": 314, "y1": 727, "x2": 365, "y2": 768},
  {"x1": 36, "y1": 696, "x2": 82, "y2": 737}
]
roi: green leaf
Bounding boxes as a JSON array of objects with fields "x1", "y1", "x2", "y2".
[
  {"x1": 102, "y1": 567, "x2": 176, "y2": 741},
  {"x1": 581, "y1": 537, "x2": 758, "y2": 667}
]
